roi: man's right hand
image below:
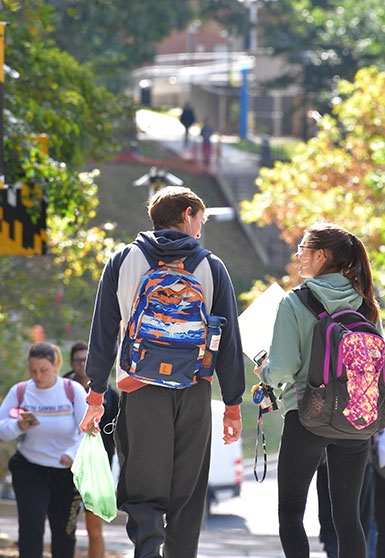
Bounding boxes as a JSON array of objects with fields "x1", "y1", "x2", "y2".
[
  {"x1": 223, "y1": 416, "x2": 242, "y2": 445},
  {"x1": 79, "y1": 404, "x2": 105, "y2": 436}
]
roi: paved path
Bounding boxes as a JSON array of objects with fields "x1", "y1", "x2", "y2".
[
  {"x1": 0, "y1": 506, "x2": 326, "y2": 558},
  {"x1": 1, "y1": 459, "x2": 327, "y2": 557}
]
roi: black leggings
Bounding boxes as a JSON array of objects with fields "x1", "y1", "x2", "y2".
[{"x1": 278, "y1": 411, "x2": 369, "y2": 558}]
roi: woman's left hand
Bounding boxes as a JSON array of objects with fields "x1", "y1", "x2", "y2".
[
  {"x1": 60, "y1": 454, "x2": 73, "y2": 467},
  {"x1": 253, "y1": 353, "x2": 268, "y2": 378}
]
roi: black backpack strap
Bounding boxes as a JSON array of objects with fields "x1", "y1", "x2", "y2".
[
  {"x1": 135, "y1": 241, "x2": 210, "y2": 272},
  {"x1": 293, "y1": 284, "x2": 329, "y2": 320},
  {"x1": 357, "y1": 301, "x2": 370, "y2": 320},
  {"x1": 134, "y1": 242, "x2": 158, "y2": 268},
  {"x1": 183, "y1": 246, "x2": 211, "y2": 273},
  {"x1": 295, "y1": 284, "x2": 373, "y2": 322}
]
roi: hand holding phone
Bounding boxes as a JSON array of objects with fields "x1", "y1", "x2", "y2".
[
  {"x1": 253, "y1": 350, "x2": 268, "y2": 379},
  {"x1": 19, "y1": 411, "x2": 39, "y2": 429},
  {"x1": 253, "y1": 350, "x2": 267, "y2": 367}
]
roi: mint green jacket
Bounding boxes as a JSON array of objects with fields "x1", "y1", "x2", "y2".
[{"x1": 259, "y1": 273, "x2": 383, "y2": 416}]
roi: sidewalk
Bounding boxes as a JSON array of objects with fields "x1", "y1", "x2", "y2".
[
  {"x1": 0, "y1": 498, "x2": 326, "y2": 558},
  {"x1": 0, "y1": 457, "x2": 327, "y2": 557}
]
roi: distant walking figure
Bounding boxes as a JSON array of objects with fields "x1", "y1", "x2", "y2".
[
  {"x1": 200, "y1": 118, "x2": 214, "y2": 169},
  {"x1": 180, "y1": 102, "x2": 196, "y2": 146}
]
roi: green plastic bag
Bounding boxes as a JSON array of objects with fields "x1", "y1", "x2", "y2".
[{"x1": 71, "y1": 430, "x2": 117, "y2": 522}]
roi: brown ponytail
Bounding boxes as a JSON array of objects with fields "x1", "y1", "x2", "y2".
[{"x1": 306, "y1": 223, "x2": 380, "y2": 323}]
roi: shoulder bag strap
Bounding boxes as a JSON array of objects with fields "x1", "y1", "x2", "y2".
[
  {"x1": 63, "y1": 377, "x2": 75, "y2": 404},
  {"x1": 134, "y1": 242, "x2": 158, "y2": 268},
  {"x1": 293, "y1": 284, "x2": 329, "y2": 319},
  {"x1": 16, "y1": 381, "x2": 28, "y2": 407},
  {"x1": 183, "y1": 246, "x2": 211, "y2": 273}
]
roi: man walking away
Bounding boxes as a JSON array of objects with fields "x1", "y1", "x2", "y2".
[{"x1": 80, "y1": 186, "x2": 245, "y2": 558}]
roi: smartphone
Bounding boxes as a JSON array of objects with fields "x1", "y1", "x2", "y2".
[
  {"x1": 20, "y1": 411, "x2": 39, "y2": 425},
  {"x1": 253, "y1": 350, "x2": 267, "y2": 367}
]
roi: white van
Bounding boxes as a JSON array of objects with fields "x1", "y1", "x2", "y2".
[{"x1": 206, "y1": 399, "x2": 243, "y2": 515}]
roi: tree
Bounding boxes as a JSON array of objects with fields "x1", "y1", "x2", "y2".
[
  {"x1": 0, "y1": 0, "x2": 131, "y2": 398},
  {"x1": 198, "y1": 0, "x2": 251, "y2": 37},
  {"x1": 241, "y1": 66, "x2": 385, "y2": 289},
  {"x1": 259, "y1": 0, "x2": 385, "y2": 113},
  {"x1": 45, "y1": 0, "x2": 250, "y2": 92},
  {"x1": 3, "y1": 2, "x2": 133, "y2": 168}
]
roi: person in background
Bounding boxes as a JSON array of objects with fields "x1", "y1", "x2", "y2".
[
  {"x1": 254, "y1": 223, "x2": 382, "y2": 558},
  {"x1": 79, "y1": 186, "x2": 245, "y2": 558},
  {"x1": 180, "y1": 102, "x2": 196, "y2": 146},
  {"x1": 0, "y1": 342, "x2": 87, "y2": 558},
  {"x1": 64, "y1": 340, "x2": 119, "y2": 558},
  {"x1": 200, "y1": 118, "x2": 214, "y2": 169}
]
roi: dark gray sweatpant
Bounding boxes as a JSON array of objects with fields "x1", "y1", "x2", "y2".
[{"x1": 115, "y1": 380, "x2": 212, "y2": 558}]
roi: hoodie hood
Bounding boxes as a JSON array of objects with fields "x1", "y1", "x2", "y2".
[
  {"x1": 305, "y1": 272, "x2": 362, "y2": 314},
  {"x1": 134, "y1": 230, "x2": 200, "y2": 264}
]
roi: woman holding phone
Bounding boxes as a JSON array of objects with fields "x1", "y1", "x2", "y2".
[
  {"x1": 254, "y1": 223, "x2": 382, "y2": 558},
  {"x1": 0, "y1": 342, "x2": 87, "y2": 558}
]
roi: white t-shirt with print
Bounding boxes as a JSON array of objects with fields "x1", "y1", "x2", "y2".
[{"x1": 0, "y1": 376, "x2": 87, "y2": 468}]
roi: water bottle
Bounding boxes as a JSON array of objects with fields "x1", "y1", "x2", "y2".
[
  {"x1": 206, "y1": 315, "x2": 227, "y2": 351},
  {"x1": 198, "y1": 315, "x2": 228, "y2": 377}
]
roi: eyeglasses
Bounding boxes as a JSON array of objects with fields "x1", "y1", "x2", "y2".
[
  {"x1": 73, "y1": 358, "x2": 86, "y2": 364},
  {"x1": 297, "y1": 244, "x2": 318, "y2": 255}
]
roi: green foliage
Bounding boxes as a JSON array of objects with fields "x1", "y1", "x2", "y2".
[
  {"x1": 198, "y1": 0, "x2": 251, "y2": 36},
  {"x1": 45, "y1": 0, "x2": 195, "y2": 92},
  {"x1": 259, "y1": 0, "x2": 385, "y2": 112},
  {"x1": 241, "y1": 66, "x2": 385, "y2": 292},
  {"x1": 45, "y1": 0, "x2": 250, "y2": 92},
  {"x1": 0, "y1": 1, "x2": 131, "y2": 403},
  {"x1": 2, "y1": 5, "x2": 134, "y2": 167}
]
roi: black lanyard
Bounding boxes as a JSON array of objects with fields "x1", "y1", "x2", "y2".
[{"x1": 253, "y1": 407, "x2": 268, "y2": 483}]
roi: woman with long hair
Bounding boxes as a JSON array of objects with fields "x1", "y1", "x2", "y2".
[{"x1": 255, "y1": 223, "x2": 382, "y2": 558}]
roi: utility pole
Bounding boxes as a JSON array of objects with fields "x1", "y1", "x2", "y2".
[{"x1": 240, "y1": 66, "x2": 249, "y2": 139}]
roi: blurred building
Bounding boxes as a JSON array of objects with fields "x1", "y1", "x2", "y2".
[{"x1": 131, "y1": 18, "x2": 303, "y2": 138}]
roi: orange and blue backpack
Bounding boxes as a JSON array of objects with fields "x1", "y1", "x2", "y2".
[{"x1": 120, "y1": 246, "x2": 226, "y2": 388}]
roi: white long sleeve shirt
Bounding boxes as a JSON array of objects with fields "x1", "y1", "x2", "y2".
[{"x1": 0, "y1": 376, "x2": 87, "y2": 468}]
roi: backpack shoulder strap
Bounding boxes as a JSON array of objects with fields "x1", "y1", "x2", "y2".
[
  {"x1": 63, "y1": 377, "x2": 75, "y2": 404},
  {"x1": 293, "y1": 284, "x2": 329, "y2": 319},
  {"x1": 135, "y1": 241, "x2": 211, "y2": 274},
  {"x1": 16, "y1": 380, "x2": 28, "y2": 406},
  {"x1": 134, "y1": 241, "x2": 157, "y2": 268},
  {"x1": 16, "y1": 378, "x2": 74, "y2": 407},
  {"x1": 357, "y1": 301, "x2": 370, "y2": 320},
  {"x1": 183, "y1": 246, "x2": 211, "y2": 273}
]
